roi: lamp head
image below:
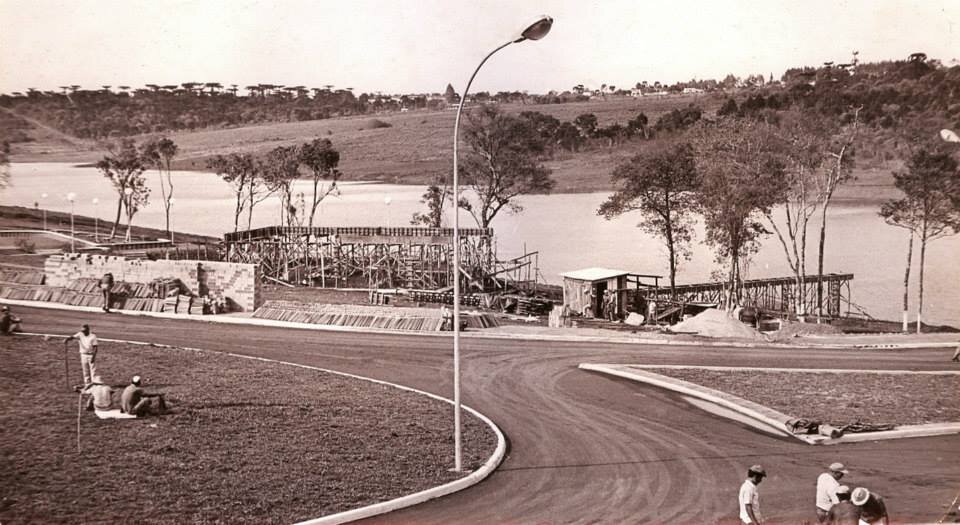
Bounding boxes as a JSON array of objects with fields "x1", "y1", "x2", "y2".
[
  {"x1": 66, "y1": 192, "x2": 76, "y2": 202},
  {"x1": 92, "y1": 197, "x2": 99, "y2": 205},
  {"x1": 515, "y1": 15, "x2": 553, "y2": 43}
]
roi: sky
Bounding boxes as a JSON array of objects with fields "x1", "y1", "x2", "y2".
[{"x1": 1, "y1": 0, "x2": 958, "y2": 96}]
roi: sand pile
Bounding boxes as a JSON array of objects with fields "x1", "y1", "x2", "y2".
[{"x1": 669, "y1": 308, "x2": 765, "y2": 340}]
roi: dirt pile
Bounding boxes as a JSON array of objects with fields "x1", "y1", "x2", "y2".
[{"x1": 669, "y1": 308, "x2": 765, "y2": 340}]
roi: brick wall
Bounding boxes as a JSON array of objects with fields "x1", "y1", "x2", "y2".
[{"x1": 45, "y1": 254, "x2": 260, "y2": 312}]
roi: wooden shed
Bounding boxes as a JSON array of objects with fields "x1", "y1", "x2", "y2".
[{"x1": 560, "y1": 267, "x2": 662, "y2": 321}]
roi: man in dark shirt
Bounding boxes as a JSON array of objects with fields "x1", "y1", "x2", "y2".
[
  {"x1": 120, "y1": 375, "x2": 167, "y2": 416},
  {"x1": 826, "y1": 485, "x2": 860, "y2": 525},
  {"x1": 1, "y1": 306, "x2": 22, "y2": 335},
  {"x1": 851, "y1": 487, "x2": 889, "y2": 525}
]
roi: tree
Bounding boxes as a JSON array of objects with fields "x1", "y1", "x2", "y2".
[
  {"x1": 411, "y1": 181, "x2": 447, "y2": 228},
  {"x1": 573, "y1": 113, "x2": 598, "y2": 138},
  {"x1": 598, "y1": 144, "x2": 699, "y2": 295},
  {"x1": 691, "y1": 118, "x2": 789, "y2": 309},
  {"x1": 555, "y1": 122, "x2": 584, "y2": 152},
  {"x1": 299, "y1": 138, "x2": 341, "y2": 228},
  {"x1": 0, "y1": 141, "x2": 9, "y2": 190},
  {"x1": 444, "y1": 83, "x2": 460, "y2": 104},
  {"x1": 263, "y1": 145, "x2": 302, "y2": 227},
  {"x1": 140, "y1": 137, "x2": 178, "y2": 236},
  {"x1": 458, "y1": 105, "x2": 554, "y2": 229},
  {"x1": 814, "y1": 107, "x2": 860, "y2": 318},
  {"x1": 761, "y1": 113, "x2": 830, "y2": 315},
  {"x1": 95, "y1": 139, "x2": 147, "y2": 239},
  {"x1": 207, "y1": 153, "x2": 259, "y2": 232},
  {"x1": 879, "y1": 147, "x2": 960, "y2": 332}
]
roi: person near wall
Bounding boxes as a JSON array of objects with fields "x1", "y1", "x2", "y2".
[{"x1": 99, "y1": 272, "x2": 115, "y2": 312}]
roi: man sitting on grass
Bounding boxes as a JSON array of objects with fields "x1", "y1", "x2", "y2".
[
  {"x1": 82, "y1": 375, "x2": 116, "y2": 412},
  {"x1": 121, "y1": 375, "x2": 168, "y2": 417},
  {"x1": 1, "y1": 306, "x2": 22, "y2": 335}
]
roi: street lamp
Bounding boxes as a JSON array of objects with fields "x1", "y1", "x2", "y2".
[
  {"x1": 41, "y1": 193, "x2": 48, "y2": 230},
  {"x1": 66, "y1": 192, "x2": 76, "y2": 252},
  {"x1": 92, "y1": 198, "x2": 99, "y2": 242},
  {"x1": 450, "y1": 14, "x2": 553, "y2": 472}
]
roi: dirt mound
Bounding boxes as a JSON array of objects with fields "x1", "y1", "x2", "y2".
[
  {"x1": 669, "y1": 308, "x2": 765, "y2": 340},
  {"x1": 768, "y1": 318, "x2": 842, "y2": 340}
]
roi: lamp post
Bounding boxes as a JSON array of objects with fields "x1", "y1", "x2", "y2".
[
  {"x1": 92, "y1": 198, "x2": 99, "y2": 242},
  {"x1": 41, "y1": 193, "x2": 48, "y2": 230},
  {"x1": 66, "y1": 192, "x2": 76, "y2": 252},
  {"x1": 450, "y1": 15, "x2": 553, "y2": 472}
]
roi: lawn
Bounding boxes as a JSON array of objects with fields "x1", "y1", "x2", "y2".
[
  {"x1": 0, "y1": 336, "x2": 497, "y2": 524},
  {"x1": 634, "y1": 367, "x2": 960, "y2": 428}
]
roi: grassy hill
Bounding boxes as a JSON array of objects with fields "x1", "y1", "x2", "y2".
[{"x1": 6, "y1": 93, "x2": 902, "y2": 198}]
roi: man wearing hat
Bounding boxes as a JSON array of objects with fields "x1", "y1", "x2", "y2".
[
  {"x1": 851, "y1": 487, "x2": 888, "y2": 525},
  {"x1": 82, "y1": 375, "x2": 116, "y2": 412},
  {"x1": 120, "y1": 375, "x2": 167, "y2": 416},
  {"x1": 825, "y1": 486, "x2": 859, "y2": 525},
  {"x1": 816, "y1": 462, "x2": 849, "y2": 522},
  {"x1": 65, "y1": 324, "x2": 99, "y2": 386},
  {"x1": 739, "y1": 464, "x2": 766, "y2": 524}
]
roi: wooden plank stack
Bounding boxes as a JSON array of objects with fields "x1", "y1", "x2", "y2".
[{"x1": 252, "y1": 300, "x2": 499, "y2": 331}]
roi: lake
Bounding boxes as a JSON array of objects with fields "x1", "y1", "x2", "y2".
[{"x1": 3, "y1": 162, "x2": 959, "y2": 327}]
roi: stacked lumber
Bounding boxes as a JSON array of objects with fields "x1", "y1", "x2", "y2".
[
  {"x1": 252, "y1": 300, "x2": 499, "y2": 331},
  {"x1": 0, "y1": 269, "x2": 45, "y2": 285}
]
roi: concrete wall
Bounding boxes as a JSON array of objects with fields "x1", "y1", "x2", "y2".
[{"x1": 45, "y1": 254, "x2": 261, "y2": 312}]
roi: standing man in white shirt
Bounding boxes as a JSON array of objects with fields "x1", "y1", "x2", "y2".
[
  {"x1": 65, "y1": 324, "x2": 99, "y2": 386},
  {"x1": 739, "y1": 464, "x2": 766, "y2": 524},
  {"x1": 816, "y1": 462, "x2": 849, "y2": 522}
]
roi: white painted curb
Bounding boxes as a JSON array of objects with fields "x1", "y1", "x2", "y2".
[
  {"x1": 580, "y1": 363, "x2": 960, "y2": 445},
  {"x1": 26, "y1": 333, "x2": 507, "y2": 525}
]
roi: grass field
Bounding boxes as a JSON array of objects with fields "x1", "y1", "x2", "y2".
[
  {"x1": 8, "y1": 94, "x2": 901, "y2": 197},
  {"x1": 0, "y1": 336, "x2": 496, "y2": 524},
  {"x1": 639, "y1": 367, "x2": 960, "y2": 428}
]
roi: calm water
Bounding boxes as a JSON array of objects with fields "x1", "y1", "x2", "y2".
[{"x1": 4, "y1": 162, "x2": 959, "y2": 326}]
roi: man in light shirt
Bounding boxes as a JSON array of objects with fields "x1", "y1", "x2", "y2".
[
  {"x1": 65, "y1": 324, "x2": 99, "y2": 386},
  {"x1": 816, "y1": 462, "x2": 849, "y2": 522},
  {"x1": 739, "y1": 464, "x2": 766, "y2": 524},
  {"x1": 82, "y1": 375, "x2": 115, "y2": 412}
]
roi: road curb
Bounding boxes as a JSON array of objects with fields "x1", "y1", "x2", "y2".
[
  {"x1": 5, "y1": 298, "x2": 957, "y2": 350},
  {"x1": 579, "y1": 363, "x2": 960, "y2": 445},
  {"x1": 24, "y1": 332, "x2": 507, "y2": 525}
]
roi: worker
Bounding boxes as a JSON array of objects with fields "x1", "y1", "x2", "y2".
[
  {"x1": 65, "y1": 324, "x2": 99, "y2": 386},
  {"x1": 99, "y1": 272, "x2": 115, "y2": 312},
  {"x1": 120, "y1": 375, "x2": 167, "y2": 416},
  {"x1": 1, "y1": 306, "x2": 22, "y2": 335},
  {"x1": 82, "y1": 375, "x2": 115, "y2": 412},
  {"x1": 826, "y1": 486, "x2": 859, "y2": 525},
  {"x1": 816, "y1": 462, "x2": 849, "y2": 522},
  {"x1": 739, "y1": 464, "x2": 766, "y2": 524},
  {"x1": 851, "y1": 487, "x2": 889, "y2": 525}
]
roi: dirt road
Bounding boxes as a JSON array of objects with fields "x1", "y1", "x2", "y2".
[{"x1": 21, "y1": 306, "x2": 960, "y2": 524}]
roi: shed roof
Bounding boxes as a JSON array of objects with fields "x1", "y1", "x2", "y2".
[{"x1": 560, "y1": 267, "x2": 631, "y2": 282}]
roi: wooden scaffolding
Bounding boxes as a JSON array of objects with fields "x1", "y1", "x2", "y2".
[{"x1": 222, "y1": 226, "x2": 537, "y2": 292}]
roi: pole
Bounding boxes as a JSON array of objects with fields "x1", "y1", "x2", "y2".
[
  {"x1": 76, "y1": 391, "x2": 83, "y2": 452},
  {"x1": 70, "y1": 201, "x2": 75, "y2": 252},
  {"x1": 452, "y1": 39, "x2": 513, "y2": 472},
  {"x1": 42, "y1": 209, "x2": 47, "y2": 231},
  {"x1": 64, "y1": 342, "x2": 70, "y2": 390}
]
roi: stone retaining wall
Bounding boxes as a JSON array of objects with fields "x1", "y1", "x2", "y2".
[{"x1": 44, "y1": 254, "x2": 261, "y2": 312}]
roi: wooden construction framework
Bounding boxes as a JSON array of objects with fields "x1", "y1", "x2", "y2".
[
  {"x1": 648, "y1": 273, "x2": 855, "y2": 317},
  {"x1": 222, "y1": 226, "x2": 538, "y2": 292}
]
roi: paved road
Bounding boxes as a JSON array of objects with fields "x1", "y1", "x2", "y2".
[{"x1": 23, "y1": 306, "x2": 960, "y2": 524}]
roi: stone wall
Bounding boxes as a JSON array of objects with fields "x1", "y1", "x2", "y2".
[{"x1": 45, "y1": 254, "x2": 261, "y2": 312}]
